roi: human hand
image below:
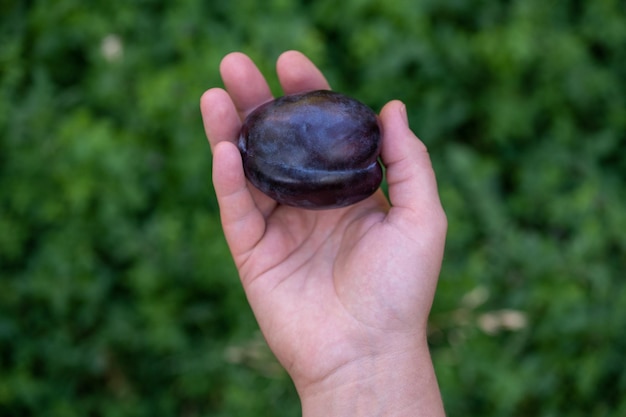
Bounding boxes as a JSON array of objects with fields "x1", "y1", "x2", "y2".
[{"x1": 200, "y1": 51, "x2": 447, "y2": 416}]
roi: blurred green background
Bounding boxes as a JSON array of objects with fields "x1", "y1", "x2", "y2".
[{"x1": 1, "y1": 0, "x2": 625, "y2": 416}]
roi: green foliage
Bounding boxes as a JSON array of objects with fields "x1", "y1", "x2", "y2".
[{"x1": 1, "y1": 0, "x2": 625, "y2": 416}]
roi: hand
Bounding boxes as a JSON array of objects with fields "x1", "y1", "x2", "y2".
[{"x1": 200, "y1": 51, "x2": 447, "y2": 416}]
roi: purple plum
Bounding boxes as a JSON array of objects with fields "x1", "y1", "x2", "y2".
[{"x1": 238, "y1": 90, "x2": 382, "y2": 209}]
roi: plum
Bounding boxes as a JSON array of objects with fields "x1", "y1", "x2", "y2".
[{"x1": 238, "y1": 90, "x2": 382, "y2": 209}]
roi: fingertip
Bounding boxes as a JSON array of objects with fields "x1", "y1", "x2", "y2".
[
  {"x1": 219, "y1": 51, "x2": 250, "y2": 76},
  {"x1": 277, "y1": 49, "x2": 304, "y2": 62},
  {"x1": 200, "y1": 87, "x2": 241, "y2": 151},
  {"x1": 219, "y1": 52, "x2": 273, "y2": 117},
  {"x1": 276, "y1": 50, "x2": 315, "y2": 70},
  {"x1": 219, "y1": 52, "x2": 252, "y2": 91},
  {"x1": 200, "y1": 87, "x2": 227, "y2": 115},
  {"x1": 277, "y1": 50, "x2": 331, "y2": 94},
  {"x1": 380, "y1": 100, "x2": 427, "y2": 153}
]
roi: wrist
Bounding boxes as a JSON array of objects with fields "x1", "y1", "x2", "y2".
[{"x1": 296, "y1": 341, "x2": 445, "y2": 417}]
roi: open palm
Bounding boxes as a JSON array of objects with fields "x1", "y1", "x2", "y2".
[{"x1": 200, "y1": 51, "x2": 447, "y2": 397}]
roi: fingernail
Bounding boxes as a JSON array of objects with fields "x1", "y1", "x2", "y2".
[{"x1": 399, "y1": 102, "x2": 408, "y2": 125}]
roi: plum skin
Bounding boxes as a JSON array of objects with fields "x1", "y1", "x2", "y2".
[{"x1": 238, "y1": 90, "x2": 383, "y2": 209}]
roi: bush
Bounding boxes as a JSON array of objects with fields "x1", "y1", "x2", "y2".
[{"x1": 1, "y1": 0, "x2": 625, "y2": 415}]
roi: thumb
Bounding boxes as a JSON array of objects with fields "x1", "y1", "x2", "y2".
[{"x1": 379, "y1": 100, "x2": 447, "y2": 232}]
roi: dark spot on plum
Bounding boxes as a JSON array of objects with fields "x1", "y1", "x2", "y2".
[{"x1": 238, "y1": 90, "x2": 382, "y2": 209}]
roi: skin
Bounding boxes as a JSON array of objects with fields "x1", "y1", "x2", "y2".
[{"x1": 200, "y1": 50, "x2": 447, "y2": 417}]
